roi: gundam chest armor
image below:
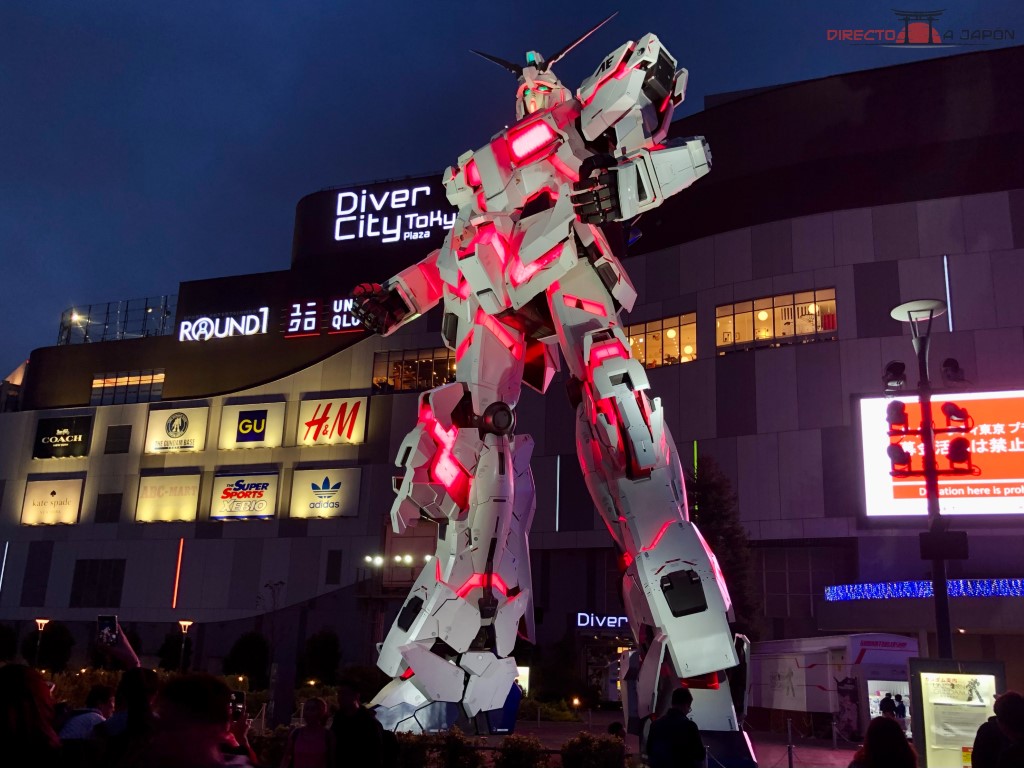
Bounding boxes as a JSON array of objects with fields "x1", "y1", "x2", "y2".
[{"x1": 353, "y1": 19, "x2": 751, "y2": 758}]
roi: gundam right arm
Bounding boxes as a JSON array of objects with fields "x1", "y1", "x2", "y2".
[{"x1": 351, "y1": 248, "x2": 443, "y2": 336}]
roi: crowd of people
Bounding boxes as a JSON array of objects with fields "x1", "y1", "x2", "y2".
[{"x1": 0, "y1": 624, "x2": 390, "y2": 768}]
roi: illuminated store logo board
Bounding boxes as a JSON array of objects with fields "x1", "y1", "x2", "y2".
[
  {"x1": 917, "y1": 671, "x2": 997, "y2": 767},
  {"x1": 283, "y1": 298, "x2": 361, "y2": 339},
  {"x1": 333, "y1": 183, "x2": 456, "y2": 246},
  {"x1": 178, "y1": 307, "x2": 269, "y2": 342},
  {"x1": 859, "y1": 389, "x2": 1024, "y2": 516},
  {"x1": 297, "y1": 397, "x2": 367, "y2": 446},
  {"x1": 290, "y1": 468, "x2": 361, "y2": 518},
  {"x1": 136, "y1": 474, "x2": 201, "y2": 523},
  {"x1": 33, "y1": 416, "x2": 93, "y2": 459},
  {"x1": 145, "y1": 407, "x2": 209, "y2": 454},
  {"x1": 211, "y1": 473, "x2": 278, "y2": 520},
  {"x1": 22, "y1": 478, "x2": 82, "y2": 525},
  {"x1": 218, "y1": 403, "x2": 286, "y2": 450}
]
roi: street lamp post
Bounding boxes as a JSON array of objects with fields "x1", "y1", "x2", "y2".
[
  {"x1": 178, "y1": 619, "x2": 194, "y2": 672},
  {"x1": 34, "y1": 618, "x2": 50, "y2": 668},
  {"x1": 889, "y1": 300, "x2": 970, "y2": 660}
]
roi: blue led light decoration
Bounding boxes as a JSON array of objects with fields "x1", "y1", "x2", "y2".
[{"x1": 825, "y1": 578, "x2": 1024, "y2": 602}]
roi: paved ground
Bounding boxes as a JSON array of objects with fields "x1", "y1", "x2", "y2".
[{"x1": 491, "y1": 710, "x2": 858, "y2": 767}]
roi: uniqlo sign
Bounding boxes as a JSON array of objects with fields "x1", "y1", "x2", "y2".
[{"x1": 859, "y1": 389, "x2": 1024, "y2": 516}]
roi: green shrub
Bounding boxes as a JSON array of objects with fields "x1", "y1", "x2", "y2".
[
  {"x1": 437, "y1": 727, "x2": 482, "y2": 768},
  {"x1": 249, "y1": 724, "x2": 290, "y2": 767},
  {"x1": 560, "y1": 732, "x2": 626, "y2": 768},
  {"x1": 495, "y1": 733, "x2": 548, "y2": 768},
  {"x1": 518, "y1": 697, "x2": 582, "y2": 722},
  {"x1": 395, "y1": 731, "x2": 435, "y2": 768}
]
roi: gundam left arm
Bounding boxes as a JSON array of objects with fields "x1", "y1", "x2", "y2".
[
  {"x1": 571, "y1": 32, "x2": 712, "y2": 224},
  {"x1": 351, "y1": 249, "x2": 444, "y2": 336}
]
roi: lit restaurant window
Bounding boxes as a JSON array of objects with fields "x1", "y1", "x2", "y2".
[
  {"x1": 91, "y1": 369, "x2": 165, "y2": 405},
  {"x1": 625, "y1": 313, "x2": 697, "y2": 369},
  {"x1": 372, "y1": 349, "x2": 457, "y2": 393},
  {"x1": 716, "y1": 289, "x2": 836, "y2": 350}
]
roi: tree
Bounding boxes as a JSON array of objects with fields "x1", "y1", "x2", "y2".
[
  {"x1": 157, "y1": 631, "x2": 192, "y2": 671},
  {"x1": 223, "y1": 631, "x2": 271, "y2": 689},
  {"x1": 686, "y1": 455, "x2": 759, "y2": 640},
  {"x1": 302, "y1": 629, "x2": 341, "y2": 684},
  {"x1": 19, "y1": 620, "x2": 75, "y2": 671}
]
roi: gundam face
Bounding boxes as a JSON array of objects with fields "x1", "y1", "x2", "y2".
[{"x1": 352, "y1": 18, "x2": 751, "y2": 765}]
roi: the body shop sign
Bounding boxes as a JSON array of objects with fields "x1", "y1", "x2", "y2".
[
  {"x1": 218, "y1": 403, "x2": 286, "y2": 450},
  {"x1": 297, "y1": 397, "x2": 367, "y2": 446},
  {"x1": 859, "y1": 389, "x2": 1024, "y2": 516},
  {"x1": 211, "y1": 473, "x2": 278, "y2": 520},
  {"x1": 145, "y1": 407, "x2": 209, "y2": 453},
  {"x1": 290, "y1": 468, "x2": 361, "y2": 518},
  {"x1": 22, "y1": 478, "x2": 83, "y2": 525},
  {"x1": 136, "y1": 474, "x2": 201, "y2": 522},
  {"x1": 33, "y1": 416, "x2": 92, "y2": 459}
]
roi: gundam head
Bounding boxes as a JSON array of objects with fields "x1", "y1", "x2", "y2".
[{"x1": 470, "y1": 12, "x2": 616, "y2": 121}]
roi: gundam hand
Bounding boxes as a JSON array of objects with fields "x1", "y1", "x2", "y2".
[
  {"x1": 571, "y1": 154, "x2": 622, "y2": 224},
  {"x1": 350, "y1": 282, "x2": 410, "y2": 335}
]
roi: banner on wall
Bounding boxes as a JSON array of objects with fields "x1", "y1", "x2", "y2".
[
  {"x1": 145, "y1": 407, "x2": 209, "y2": 453},
  {"x1": 296, "y1": 397, "x2": 367, "y2": 446},
  {"x1": 33, "y1": 416, "x2": 93, "y2": 459},
  {"x1": 135, "y1": 474, "x2": 201, "y2": 522},
  {"x1": 289, "y1": 468, "x2": 361, "y2": 518},
  {"x1": 22, "y1": 478, "x2": 83, "y2": 525},
  {"x1": 211, "y1": 472, "x2": 278, "y2": 520},
  {"x1": 218, "y1": 403, "x2": 286, "y2": 450}
]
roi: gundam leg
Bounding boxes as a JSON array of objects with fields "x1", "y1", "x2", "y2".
[
  {"x1": 370, "y1": 302, "x2": 536, "y2": 733},
  {"x1": 549, "y1": 261, "x2": 751, "y2": 752}
]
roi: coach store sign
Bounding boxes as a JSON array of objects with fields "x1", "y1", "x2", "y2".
[
  {"x1": 22, "y1": 478, "x2": 83, "y2": 525},
  {"x1": 145, "y1": 407, "x2": 209, "y2": 454},
  {"x1": 33, "y1": 416, "x2": 93, "y2": 459}
]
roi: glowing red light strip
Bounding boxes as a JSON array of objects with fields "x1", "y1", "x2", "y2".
[
  {"x1": 580, "y1": 54, "x2": 634, "y2": 108},
  {"x1": 400, "y1": 668, "x2": 415, "y2": 680},
  {"x1": 455, "y1": 572, "x2": 509, "y2": 598},
  {"x1": 562, "y1": 294, "x2": 607, "y2": 316},
  {"x1": 465, "y1": 159, "x2": 481, "y2": 186},
  {"x1": 548, "y1": 154, "x2": 579, "y2": 182},
  {"x1": 509, "y1": 120, "x2": 557, "y2": 162},
  {"x1": 455, "y1": 328, "x2": 474, "y2": 362},
  {"x1": 171, "y1": 537, "x2": 184, "y2": 608},
  {"x1": 510, "y1": 244, "x2": 562, "y2": 287},
  {"x1": 641, "y1": 521, "x2": 673, "y2": 552},
  {"x1": 476, "y1": 309, "x2": 521, "y2": 359},
  {"x1": 590, "y1": 341, "x2": 629, "y2": 365}
]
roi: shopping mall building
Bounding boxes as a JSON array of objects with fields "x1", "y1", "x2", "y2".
[{"x1": 1, "y1": 46, "x2": 1023, "y2": 696}]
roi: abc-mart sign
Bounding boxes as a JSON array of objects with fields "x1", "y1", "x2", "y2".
[{"x1": 178, "y1": 307, "x2": 269, "y2": 342}]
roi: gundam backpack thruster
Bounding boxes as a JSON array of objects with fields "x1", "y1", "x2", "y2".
[{"x1": 352, "y1": 15, "x2": 755, "y2": 763}]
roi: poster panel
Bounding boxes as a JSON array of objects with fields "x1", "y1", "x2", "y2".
[
  {"x1": 22, "y1": 478, "x2": 83, "y2": 525},
  {"x1": 210, "y1": 472, "x2": 278, "y2": 520},
  {"x1": 218, "y1": 403, "x2": 286, "y2": 450},
  {"x1": 289, "y1": 468, "x2": 361, "y2": 518},
  {"x1": 145, "y1": 407, "x2": 209, "y2": 453},
  {"x1": 296, "y1": 397, "x2": 367, "y2": 446},
  {"x1": 135, "y1": 474, "x2": 201, "y2": 522}
]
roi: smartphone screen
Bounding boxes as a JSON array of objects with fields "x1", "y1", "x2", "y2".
[
  {"x1": 97, "y1": 615, "x2": 119, "y2": 645},
  {"x1": 229, "y1": 690, "x2": 246, "y2": 720}
]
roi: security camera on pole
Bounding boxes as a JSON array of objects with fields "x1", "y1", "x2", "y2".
[{"x1": 885, "y1": 299, "x2": 971, "y2": 659}]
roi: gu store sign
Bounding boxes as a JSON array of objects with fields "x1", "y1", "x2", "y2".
[
  {"x1": 211, "y1": 473, "x2": 279, "y2": 520},
  {"x1": 218, "y1": 403, "x2": 286, "y2": 450},
  {"x1": 33, "y1": 416, "x2": 92, "y2": 459}
]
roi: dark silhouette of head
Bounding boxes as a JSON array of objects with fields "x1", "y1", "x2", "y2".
[{"x1": 854, "y1": 716, "x2": 917, "y2": 768}]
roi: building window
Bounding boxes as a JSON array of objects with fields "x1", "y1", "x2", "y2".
[
  {"x1": 91, "y1": 370, "x2": 165, "y2": 405},
  {"x1": 626, "y1": 313, "x2": 697, "y2": 369},
  {"x1": 716, "y1": 289, "x2": 837, "y2": 350},
  {"x1": 104, "y1": 425, "x2": 132, "y2": 454},
  {"x1": 69, "y1": 559, "x2": 126, "y2": 608},
  {"x1": 372, "y1": 348, "x2": 456, "y2": 393},
  {"x1": 326, "y1": 550, "x2": 343, "y2": 585},
  {"x1": 95, "y1": 493, "x2": 123, "y2": 524}
]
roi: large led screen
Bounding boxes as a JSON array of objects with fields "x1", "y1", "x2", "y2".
[{"x1": 859, "y1": 389, "x2": 1024, "y2": 516}]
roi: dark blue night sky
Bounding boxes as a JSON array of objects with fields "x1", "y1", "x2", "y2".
[{"x1": 1, "y1": 1, "x2": 1021, "y2": 378}]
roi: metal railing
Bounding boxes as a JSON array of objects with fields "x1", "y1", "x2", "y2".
[{"x1": 58, "y1": 295, "x2": 177, "y2": 345}]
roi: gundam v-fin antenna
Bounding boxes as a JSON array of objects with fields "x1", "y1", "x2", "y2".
[
  {"x1": 470, "y1": 49, "x2": 523, "y2": 76},
  {"x1": 545, "y1": 11, "x2": 618, "y2": 68}
]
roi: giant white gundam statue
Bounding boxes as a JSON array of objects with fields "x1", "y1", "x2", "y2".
[{"x1": 353, "y1": 15, "x2": 751, "y2": 759}]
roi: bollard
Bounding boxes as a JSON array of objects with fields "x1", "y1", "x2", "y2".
[
  {"x1": 832, "y1": 718, "x2": 838, "y2": 750},
  {"x1": 704, "y1": 744, "x2": 710, "y2": 768},
  {"x1": 588, "y1": 708, "x2": 593, "y2": 729},
  {"x1": 787, "y1": 718, "x2": 794, "y2": 768}
]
